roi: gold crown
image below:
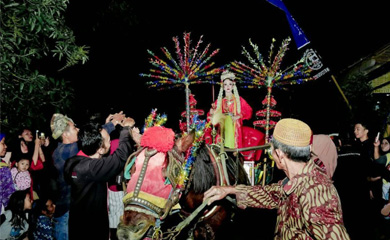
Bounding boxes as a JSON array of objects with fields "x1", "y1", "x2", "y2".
[
  {"x1": 273, "y1": 118, "x2": 312, "y2": 147},
  {"x1": 221, "y1": 70, "x2": 236, "y2": 81}
]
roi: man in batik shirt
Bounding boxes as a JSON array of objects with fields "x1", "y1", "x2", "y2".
[{"x1": 204, "y1": 118, "x2": 350, "y2": 239}]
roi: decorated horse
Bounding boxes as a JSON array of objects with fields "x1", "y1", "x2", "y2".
[{"x1": 117, "y1": 118, "x2": 268, "y2": 240}]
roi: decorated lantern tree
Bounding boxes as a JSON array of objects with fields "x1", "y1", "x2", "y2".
[
  {"x1": 231, "y1": 37, "x2": 314, "y2": 142},
  {"x1": 253, "y1": 95, "x2": 281, "y2": 131},
  {"x1": 230, "y1": 37, "x2": 315, "y2": 185},
  {"x1": 140, "y1": 32, "x2": 223, "y2": 132},
  {"x1": 179, "y1": 93, "x2": 205, "y2": 133}
]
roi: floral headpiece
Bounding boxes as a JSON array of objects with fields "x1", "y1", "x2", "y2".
[{"x1": 220, "y1": 70, "x2": 236, "y2": 82}]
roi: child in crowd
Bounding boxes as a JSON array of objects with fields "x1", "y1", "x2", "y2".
[
  {"x1": 32, "y1": 197, "x2": 56, "y2": 240},
  {"x1": 11, "y1": 158, "x2": 32, "y2": 192},
  {"x1": 0, "y1": 189, "x2": 33, "y2": 240}
]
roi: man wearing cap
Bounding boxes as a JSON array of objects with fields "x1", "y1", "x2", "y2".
[
  {"x1": 203, "y1": 118, "x2": 350, "y2": 239},
  {"x1": 50, "y1": 112, "x2": 125, "y2": 240}
]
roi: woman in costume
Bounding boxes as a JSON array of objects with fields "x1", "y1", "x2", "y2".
[{"x1": 208, "y1": 70, "x2": 253, "y2": 149}]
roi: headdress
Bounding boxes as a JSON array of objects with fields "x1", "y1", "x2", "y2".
[
  {"x1": 50, "y1": 113, "x2": 74, "y2": 140},
  {"x1": 216, "y1": 70, "x2": 241, "y2": 114},
  {"x1": 0, "y1": 133, "x2": 5, "y2": 142},
  {"x1": 220, "y1": 70, "x2": 236, "y2": 82},
  {"x1": 273, "y1": 118, "x2": 312, "y2": 147}
]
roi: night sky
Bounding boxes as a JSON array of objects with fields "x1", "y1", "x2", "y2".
[{"x1": 58, "y1": 0, "x2": 389, "y2": 134}]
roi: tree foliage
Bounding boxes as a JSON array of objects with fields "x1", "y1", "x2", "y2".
[
  {"x1": 341, "y1": 72, "x2": 389, "y2": 132},
  {"x1": 0, "y1": 0, "x2": 89, "y2": 134}
]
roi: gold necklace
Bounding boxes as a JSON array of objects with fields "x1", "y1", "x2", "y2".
[{"x1": 226, "y1": 96, "x2": 234, "y2": 106}]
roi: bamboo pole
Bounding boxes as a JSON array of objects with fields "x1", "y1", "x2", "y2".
[
  {"x1": 331, "y1": 75, "x2": 352, "y2": 110},
  {"x1": 185, "y1": 82, "x2": 190, "y2": 133}
]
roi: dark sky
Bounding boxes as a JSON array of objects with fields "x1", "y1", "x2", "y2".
[{"x1": 60, "y1": 0, "x2": 389, "y2": 134}]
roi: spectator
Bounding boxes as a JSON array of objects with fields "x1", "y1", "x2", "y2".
[
  {"x1": 10, "y1": 158, "x2": 33, "y2": 198},
  {"x1": 333, "y1": 133, "x2": 372, "y2": 239},
  {"x1": 0, "y1": 133, "x2": 15, "y2": 214},
  {"x1": 64, "y1": 116, "x2": 134, "y2": 240},
  {"x1": 374, "y1": 137, "x2": 390, "y2": 201},
  {"x1": 311, "y1": 134, "x2": 338, "y2": 179},
  {"x1": 353, "y1": 120, "x2": 383, "y2": 224},
  {"x1": 9, "y1": 127, "x2": 49, "y2": 200},
  {"x1": 203, "y1": 118, "x2": 350, "y2": 239},
  {"x1": 50, "y1": 113, "x2": 79, "y2": 240},
  {"x1": 32, "y1": 197, "x2": 56, "y2": 240},
  {"x1": 0, "y1": 189, "x2": 33, "y2": 240},
  {"x1": 50, "y1": 111, "x2": 125, "y2": 240}
]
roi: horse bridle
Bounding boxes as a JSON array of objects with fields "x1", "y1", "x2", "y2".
[
  {"x1": 123, "y1": 141, "x2": 254, "y2": 240},
  {"x1": 124, "y1": 145, "x2": 187, "y2": 218}
]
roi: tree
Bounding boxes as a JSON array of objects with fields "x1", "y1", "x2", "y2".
[
  {"x1": 0, "y1": 0, "x2": 89, "y2": 135},
  {"x1": 341, "y1": 72, "x2": 388, "y2": 133}
]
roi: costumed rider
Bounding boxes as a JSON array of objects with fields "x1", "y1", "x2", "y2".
[{"x1": 208, "y1": 70, "x2": 253, "y2": 149}]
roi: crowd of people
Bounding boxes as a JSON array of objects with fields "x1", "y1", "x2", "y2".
[
  {"x1": 0, "y1": 111, "x2": 140, "y2": 240},
  {"x1": 0, "y1": 70, "x2": 389, "y2": 240}
]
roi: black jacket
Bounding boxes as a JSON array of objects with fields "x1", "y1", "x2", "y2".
[{"x1": 64, "y1": 127, "x2": 132, "y2": 240}]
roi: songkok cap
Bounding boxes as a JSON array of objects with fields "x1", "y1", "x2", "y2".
[
  {"x1": 50, "y1": 113, "x2": 74, "y2": 140},
  {"x1": 273, "y1": 118, "x2": 312, "y2": 147},
  {"x1": 221, "y1": 70, "x2": 235, "y2": 82}
]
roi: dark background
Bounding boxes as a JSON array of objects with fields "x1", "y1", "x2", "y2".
[
  {"x1": 43, "y1": 2, "x2": 388, "y2": 239},
  {"x1": 56, "y1": 0, "x2": 388, "y2": 134}
]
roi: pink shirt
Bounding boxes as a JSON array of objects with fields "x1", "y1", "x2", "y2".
[{"x1": 11, "y1": 167, "x2": 31, "y2": 191}]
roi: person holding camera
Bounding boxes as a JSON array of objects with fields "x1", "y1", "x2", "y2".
[
  {"x1": 63, "y1": 116, "x2": 135, "y2": 240},
  {"x1": 50, "y1": 111, "x2": 126, "y2": 240}
]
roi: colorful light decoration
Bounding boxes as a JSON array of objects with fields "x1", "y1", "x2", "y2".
[
  {"x1": 142, "y1": 108, "x2": 167, "y2": 133},
  {"x1": 140, "y1": 32, "x2": 224, "y2": 132},
  {"x1": 229, "y1": 37, "x2": 315, "y2": 186},
  {"x1": 176, "y1": 115, "x2": 211, "y2": 189},
  {"x1": 230, "y1": 37, "x2": 314, "y2": 142}
]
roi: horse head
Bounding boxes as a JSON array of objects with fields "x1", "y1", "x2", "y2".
[
  {"x1": 117, "y1": 125, "x2": 250, "y2": 240},
  {"x1": 117, "y1": 126, "x2": 195, "y2": 240}
]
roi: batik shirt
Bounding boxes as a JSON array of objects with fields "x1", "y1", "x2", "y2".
[
  {"x1": 235, "y1": 160, "x2": 350, "y2": 240},
  {"x1": 0, "y1": 161, "x2": 15, "y2": 213}
]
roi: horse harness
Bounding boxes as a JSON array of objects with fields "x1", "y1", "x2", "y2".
[{"x1": 123, "y1": 143, "x2": 232, "y2": 239}]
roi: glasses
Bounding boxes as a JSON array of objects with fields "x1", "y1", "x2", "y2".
[
  {"x1": 267, "y1": 148, "x2": 273, "y2": 160},
  {"x1": 267, "y1": 146, "x2": 280, "y2": 161}
]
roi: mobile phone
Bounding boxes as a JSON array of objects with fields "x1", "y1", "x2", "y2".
[
  {"x1": 375, "y1": 132, "x2": 380, "y2": 142},
  {"x1": 36, "y1": 130, "x2": 45, "y2": 140}
]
